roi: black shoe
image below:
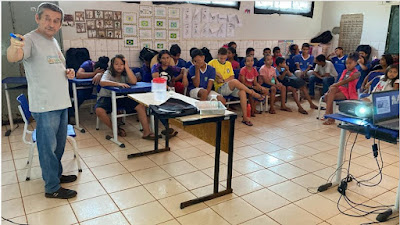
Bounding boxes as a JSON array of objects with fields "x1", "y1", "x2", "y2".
[
  {"x1": 161, "y1": 128, "x2": 175, "y2": 135},
  {"x1": 60, "y1": 175, "x2": 77, "y2": 184},
  {"x1": 68, "y1": 117, "x2": 76, "y2": 125},
  {"x1": 45, "y1": 187, "x2": 77, "y2": 199}
]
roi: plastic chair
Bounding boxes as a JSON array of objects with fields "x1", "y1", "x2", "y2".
[{"x1": 16, "y1": 94, "x2": 82, "y2": 181}]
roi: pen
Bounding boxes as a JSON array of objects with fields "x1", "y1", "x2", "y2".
[{"x1": 10, "y1": 33, "x2": 22, "y2": 41}]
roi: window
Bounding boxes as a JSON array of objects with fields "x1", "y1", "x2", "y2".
[
  {"x1": 254, "y1": 1, "x2": 314, "y2": 17},
  {"x1": 153, "y1": 1, "x2": 240, "y2": 9}
]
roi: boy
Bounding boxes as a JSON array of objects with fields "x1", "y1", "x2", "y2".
[
  {"x1": 328, "y1": 47, "x2": 347, "y2": 77},
  {"x1": 286, "y1": 44, "x2": 300, "y2": 73},
  {"x1": 272, "y1": 46, "x2": 281, "y2": 67},
  {"x1": 259, "y1": 55, "x2": 291, "y2": 114},
  {"x1": 240, "y1": 47, "x2": 258, "y2": 68},
  {"x1": 209, "y1": 47, "x2": 264, "y2": 126},
  {"x1": 276, "y1": 57, "x2": 319, "y2": 114},
  {"x1": 188, "y1": 49, "x2": 225, "y2": 103},
  {"x1": 257, "y1": 48, "x2": 271, "y2": 67},
  {"x1": 294, "y1": 43, "x2": 314, "y2": 80},
  {"x1": 170, "y1": 44, "x2": 187, "y2": 68},
  {"x1": 309, "y1": 54, "x2": 338, "y2": 98}
]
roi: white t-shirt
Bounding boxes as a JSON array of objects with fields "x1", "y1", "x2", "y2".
[
  {"x1": 98, "y1": 70, "x2": 129, "y2": 97},
  {"x1": 22, "y1": 30, "x2": 71, "y2": 112},
  {"x1": 372, "y1": 76, "x2": 400, "y2": 92},
  {"x1": 314, "y1": 60, "x2": 338, "y2": 79}
]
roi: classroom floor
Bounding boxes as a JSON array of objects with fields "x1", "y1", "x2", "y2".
[{"x1": 1, "y1": 99, "x2": 399, "y2": 225}]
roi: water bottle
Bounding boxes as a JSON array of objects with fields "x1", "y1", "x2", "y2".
[
  {"x1": 271, "y1": 77, "x2": 276, "y2": 84},
  {"x1": 247, "y1": 103, "x2": 251, "y2": 117},
  {"x1": 152, "y1": 78, "x2": 167, "y2": 102},
  {"x1": 210, "y1": 94, "x2": 218, "y2": 107}
]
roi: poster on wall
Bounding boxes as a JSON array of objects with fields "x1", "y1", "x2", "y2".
[
  {"x1": 98, "y1": 30, "x2": 106, "y2": 38},
  {"x1": 87, "y1": 20, "x2": 95, "y2": 30},
  {"x1": 155, "y1": 18, "x2": 166, "y2": 29},
  {"x1": 139, "y1": 29, "x2": 152, "y2": 39},
  {"x1": 63, "y1": 14, "x2": 74, "y2": 26},
  {"x1": 169, "y1": 30, "x2": 180, "y2": 41},
  {"x1": 155, "y1": 7, "x2": 166, "y2": 17},
  {"x1": 115, "y1": 30, "x2": 122, "y2": 39},
  {"x1": 106, "y1": 29, "x2": 114, "y2": 38},
  {"x1": 124, "y1": 37, "x2": 138, "y2": 47},
  {"x1": 183, "y1": 8, "x2": 192, "y2": 21},
  {"x1": 94, "y1": 10, "x2": 104, "y2": 19},
  {"x1": 123, "y1": 12, "x2": 137, "y2": 24},
  {"x1": 114, "y1": 11, "x2": 122, "y2": 20},
  {"x1": 141, "y1": 41, "x2": 153, "y2": 49},
  {"x1": 201, "y1": 8, "x2": 210, "y2": 22},
  {"x1": 339, "y1": 14, "x2": 363, "y2": 54},
  {"x1": 154, "y1": 41, "x2": 167, "y2": 50},
  {"x1": 168, "y1": 8, "x2": 180, "y2": 18},
  {"x1": 104, "y1": 11, "x2": 113, "y2": 20},
  {"x1": 278, "y1": 40, "x2": 294, "y2": 56},
  {"x1": 155, "y1": 30, "x2": 167, "y2": 40},
  {"x1": 183, "y1": 23, "x2": 191, "y2": 39},
  {"x1": 85, "y1": 10, "x2": 94, "y2": 19},
  {"x1": 88, "y1": 29, "x2": 97, "y2": 38},
  {"x1": 139, "y1": 18, "x2": 152, "y2": 29},
  {"x1": 104, "y1": 20, "x2": 114, "y2": 29},
  {"x1": 76, "y1": 23, "x2": 86, "y2": 33},
  {"x1": 75, "y1": 11, "x2": 85, "y2": 22},
  {"x1": 114, "y1": 21, "x2": 121, "y2": 29},
  {"x1": 96, "y1": 19, "x2": 104, "y2": 29},
  {"x1": 123, "y1": 24, "x2": 137, "y2": 36},
  {"x1": 139, "y1": 5, "x2": 153, "y2": 17},
  {"x1": 168, "y1": 19, "x2": 180, "y2": 29}
]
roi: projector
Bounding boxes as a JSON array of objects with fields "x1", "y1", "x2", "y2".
[{"x1": 338, "y1": 100, "x2": 373, "y2": 119}]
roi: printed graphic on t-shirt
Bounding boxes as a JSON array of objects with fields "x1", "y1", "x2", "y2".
[{"x1": 47, "y1": 55, "x2": 62, "y2": 64}]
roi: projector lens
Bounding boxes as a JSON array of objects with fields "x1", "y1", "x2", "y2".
[{"x1": 355, "y1": 105, "x2": 371, "y2": 118}]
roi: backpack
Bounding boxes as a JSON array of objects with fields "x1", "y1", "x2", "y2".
[
  {"x1": 66, "y1": 48, "x2": 91, "y2": 72},
  {"x1": 201, "y1": 47, "x2": 213, "y2": 63},
  {"x1": 310, "y1": 31, "x2": 333, "y2": 44},
  {"x1": 139, "y1": 47, "x2": 158, "y2": 62}
]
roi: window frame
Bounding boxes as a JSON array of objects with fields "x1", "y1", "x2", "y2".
[{"x1": 254, "y1": 1, "x2": 314, "y2": 18}]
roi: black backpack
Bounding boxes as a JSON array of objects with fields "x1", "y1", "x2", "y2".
[
  {"x1": 310, "y1": 31, "x2": 333, "y2": 44},
  {"x1": 201, "y1": 47, "x2": 213, "y2": 63},
  {"x1": 139, "y1": 47, "x2": 158, "y2": 62},
  {"x1": 66, "y1": 48, "x2": 90, "y2": 72}
]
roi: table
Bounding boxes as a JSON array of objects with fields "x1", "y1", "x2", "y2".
[
  {"x1": 319, "y1": 113, "x2": 399, "y2": 222},
  {"x1": 2, "y1": 77, "x2": 27, "y2": 136},
  {"x1": 68, "y1": 78, "x2": 94, "y2": 133},
  {"x1": 128, "y1": 92, "x2": 237, "y2": 209},
  {"x1": 102, "y1": 82, "x2": 152, "y2": 147}
]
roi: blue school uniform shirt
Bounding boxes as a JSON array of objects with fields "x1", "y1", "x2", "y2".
[
  {"x1": 140, "y1": 63, "x2": 152, "y2": 83},
  {"x1": 240, "y1": 57, "x2": 258, "y2": 68},
  {"x1": 185, "y1": 60, "x2": 194, "y2": 69},
  {"x1": 188, "y1": 64, "x2": 216, "y2": 91},
  {"x1": 286, "y1": 54, "x2": 299, "y2": 73},
  {"x1": 294, "y1": 54, "x2": 314, "y2": 71},
  {"x1": 80, "y1": 60, "x2": 94, "y2": 72},
  {"x1": 176, "y1": 58, "x2": 187, "y2": 68},
  {"x1": 355, "y1": 62, "x2": 372, "y2": 89},
  {"x1": 257, "y1": 58, "x2": 266, "y2": 67},
  {"x1": 331, "y1": 55, "x2": 347, "y2": 66}
]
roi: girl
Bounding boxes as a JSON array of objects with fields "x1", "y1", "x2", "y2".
[
  {"x1": 363, "y1": 64, "x2": 399, "y2": 102},
  {"x1": 239, "y1": 55, "x2": 268, "y2": 116},
  {"x1": 95, "y1": 55, "x2": 155, "y2": 138},
  {"x1": 227, "y1": 47, "x2": 240, "y2": 70},
  {"x1": 323, "y1": 52, "x2": 361, "y2": 125},
  {"x1": 361, "y1": 54, "x2": 394, "y2": 92}
]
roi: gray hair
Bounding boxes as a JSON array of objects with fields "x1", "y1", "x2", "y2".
[{"x1": 37, "y1": 2, "x2": 64, "y2": 22}]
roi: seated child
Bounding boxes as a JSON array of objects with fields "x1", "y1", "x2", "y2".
[
  {"x1": 228, "y1": 41, "x2": 237, "y2": 49},
  {"x1": 286, "y1": 44, "x2": 300, "y2": 73},
  {"x1": 151, "y1": 50, "x2": 188, "y2": 94},
  {"x1": 95, "y1": 54, "x2": 155, "y2": 138},
  {"x1": 227, "y1": 47, "x2": 240, "y2": 70},
  {"x1": 328, "y1": 47, "x2": 347, "y2": 77},
  {"x1": 309, "y1": 54, "x2": 338, "y2": 97},
  {"x1": 294, "y1": 43, "x2": 314, "y2": 80},
  {"x1": 276, "y1": 57, "x2": 319, "y2": 114},
  {"x1": 272, "y1": 46, "x2": 282, "y2": 67},
  {"x1": 323, "y1": 52, "x2": 361, "y2": 125},
  {"x1": 259, "y1": 55, "x2": 291, "y2": 114},
  {"x1": 363, "y1": 64, "x2": 399, "y2": 102},
  {"x1": 239, "y1": 55, "x2": 268, "y2": 116},
  {"x1": 185, "y1": 47, "x2": 198, "y2": 69},
  {"x1": 188, "y1": 49, "x2": 225, "y2": 103},
  {"x1": 360, "y1": 54, "x2": 394, "y2": 92},
  {"x1": 257, "y1": 48, "x2": 271, "y2": 67},
  {"x1": 170, "y1": 44, "x2": 187, "y2": 68},
  {"x1": 355, "y1": 49, "x2": 372, "y2": 89},
  {"x1": 240, "y1": 48, "x2": 258, "y2": 68},
  {"x1": 70, "y1": 56, "x2": 109, "y2": 121},
  {"x1": 209, "y1": 47, "x2": 264, "y2": 126},
  {"x1": 140, "y1": 52, "x2": 154, "y2": 83}
]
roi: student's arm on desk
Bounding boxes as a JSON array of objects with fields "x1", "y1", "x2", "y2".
[
  {"x1": 76, "y1": 67, "x2": 104, "y2": 79},
  {"x1": 7, "y1": 34, "x2": 24, "y2": 62}
]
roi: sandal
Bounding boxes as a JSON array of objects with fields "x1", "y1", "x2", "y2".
[
  {"x1": 142, "y1": 133, "x2": 157, "y2": 140},
  {"x1": 310, "y1": 104, "x2": 319, "y2": 109},
  {"x1": 323, "y1": 118, "x2": 335, "y2": 125},
  {"x1": 298, "y1": 108, "x2": 308, "y2": 115},
  {"x1": 242, "y1": 120, "x2": 253, "y2": 126},
  {"x1": 280, "y1": 107, "x2": 292, "y2": 112},
  {"x1": 251, "y1": 114, "x2": 256, "y2": 117},
  {"x1": 255, "y1": 110, "x2": 262, "y2": 114},
  {"x1": 269, "y1": 108, "x2": 276, "y2": 114},
  {"x1": 118, "y1": 127, "x2": 127, "y2": 137}
]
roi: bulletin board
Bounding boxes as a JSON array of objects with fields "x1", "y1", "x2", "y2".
[{"x1": 338, "y1": 14, "x2": 363, "y2": 54}]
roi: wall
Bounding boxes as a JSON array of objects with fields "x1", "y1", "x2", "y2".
[
  {"x1": 59, "y1": 1, "x2": 324, "y2": 66},
  {"x1": 320, "y1": 1, "x2": 398, "y2": 57}
]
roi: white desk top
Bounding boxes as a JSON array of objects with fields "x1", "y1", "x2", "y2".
[{"x1": 128, "y1": 92, "x2": 235, "y2": 122}]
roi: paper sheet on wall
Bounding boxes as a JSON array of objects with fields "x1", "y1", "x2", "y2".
[
  {"x1": 183, "y1": 8, "x2": 192, "y2": 21},
  {"x1": 210, "y1": 13, "x2": 218, "y2": 23},
  {"x1": 339, "y1": 14, "x2": 363, "y2": 54},
  {"x1": 228, "y1": 15, "x2": 242, "y2": 27},
  {"x1": 192, "y1": 22, "x2": 201, "y2": 37},
  {"x1": 193, "y1": 8, "x2": 201, "y2": 23},
  {"x1": 227, "y1": 23, "x2": 235, "y2": 37},
  {"x1": 217, "y1": 23, "x2": 227, "y2": 38},
  {"x1": 201, "y1": 23, "x2": 210, "y2": 37},
  {"x1": 218, "y1": 14, "x2": 227, "y2": 24},
  {"x1": 183, "y1": 23, "x2": 192, "y2": 39},
  {"x1": 201, "y1": 8, "x2": 210, "y2": 23},
  {"x1": 209, "y1": 23, "x2": 221, "y2": 33}
]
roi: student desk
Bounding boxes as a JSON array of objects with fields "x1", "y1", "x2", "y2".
[
  {"x1": 69, "y1": 78, "x2": 94, "y2": 133},
  {"x1": 128, "y1": 92, "x2": 237, "y2": 209},
  {"x1": 102, "y1": 82, "x2": 152, "y2": 147},
  {"x1": 320, "y1": 113, "x2": 399, "y2": 222},
  {"x1": 2, "y1": 77, "x2": 27, "y2": 136}
]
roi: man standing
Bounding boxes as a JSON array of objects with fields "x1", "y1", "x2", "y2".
[{"x1": 7, "y1": 2, "x2": 77, "y2": 199}]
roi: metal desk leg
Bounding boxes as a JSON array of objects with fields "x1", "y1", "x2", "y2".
[
  {"x1": 4, "y1": 84, "x2": 16, "y2": 136},
  {"x1": 106, "y1": 91, "x2": 125, "y2": 148},
  {"x1": 226, "y1": 117, "x2": 235, "y2": 190},
  {"x1": 180, "y1": 119, "x2": 233, "y2": 209},
  {"x1": 318, "y1": 121, "x2": 347, "y2": 192},
  {"x1": 72, "y1": 83, "x2": 85, "y2": 133},
  {"x1": 376, "y1": 174, "x2": 400, "y2": 222}
]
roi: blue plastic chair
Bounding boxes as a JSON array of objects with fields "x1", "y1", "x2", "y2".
[{"x1": 16, "y1": 94, "x2": 82, "y2": 181}]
